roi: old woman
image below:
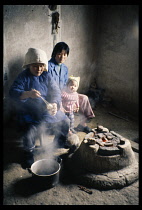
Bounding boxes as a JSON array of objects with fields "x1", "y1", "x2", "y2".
[{"x1": 9, "y1": 48, "x2": 70, "y2": 168}]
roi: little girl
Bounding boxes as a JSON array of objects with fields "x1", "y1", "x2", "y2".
[{"x1": 61, "y1": 76, "x2": 80, "y2": 133}]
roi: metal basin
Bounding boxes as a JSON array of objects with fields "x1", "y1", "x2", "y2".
[{"x1": 31, "y1": 158, "x2": 61, "y2": 189}]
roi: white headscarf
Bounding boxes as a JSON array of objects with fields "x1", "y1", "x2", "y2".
[{"x1": 22, "y1": 48, "x2": 48, "y2": 70}]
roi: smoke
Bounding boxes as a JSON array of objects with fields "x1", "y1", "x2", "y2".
[
  {"x1": 37, "y1": 122, "x2": 57, "y2": 160},
  {"x1": 21, "y1": 121, "x2": 58, "y2": 162},
  {"x1": 32, "y1": 158, "x2": 59, "y2": 176},
  {"x1": 35, "y1": 119, "x2": 69, "y2": 160}
]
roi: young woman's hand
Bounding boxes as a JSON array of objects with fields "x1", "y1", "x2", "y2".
[
  {"x1": 73, "y1": 104, "x2": 79, "y2": 112},
  {"x1": 75, "y1": 107, "x2": 79, "y2": 112}
]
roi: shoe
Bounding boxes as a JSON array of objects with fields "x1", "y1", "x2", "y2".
[
  {"x1": 21, "y1": 151, "x2": 34, "y2": 169},
  {"x1": 83, "y1": 126, "x2": 92, "y2": 133},
  {"x1": 75, "y1": 124, "x2": 92, "y2": 134}
]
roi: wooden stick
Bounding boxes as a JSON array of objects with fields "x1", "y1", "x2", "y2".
[
  {"x1": 108, "y1": 112, "x2": 129, "y2": 121},
  {"x1": 40, "y1": 96, "x2": 50, "y2": 106},
  {"x1": 78, "y1": 185, "x2": 92, "y2": 194}
]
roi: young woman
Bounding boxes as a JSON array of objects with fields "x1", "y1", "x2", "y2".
[{"x1": 48, "y1": 42, "x2": 95, "y2": 133}]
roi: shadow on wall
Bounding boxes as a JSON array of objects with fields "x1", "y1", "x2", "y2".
[
  {"x1": 8, "y1": 57, "x2": 24, "y2": 85},
  {"x1": 4, "y1": 57, "x2": 24, "y2": 124}
]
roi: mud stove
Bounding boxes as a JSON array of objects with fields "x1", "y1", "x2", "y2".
[{"x1": 64, "y1": 125, "x2": 138, "y2": 190}]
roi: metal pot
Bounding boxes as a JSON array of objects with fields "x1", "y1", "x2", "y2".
[{"x1": 31, "y1": 157, "x2": 61, "y2": 189}]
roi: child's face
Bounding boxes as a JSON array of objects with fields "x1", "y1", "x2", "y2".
[
  {"x1": 55, "y1": 50, "x2": 68, "y2": 64},
  {"x1": 67, "y1": 80, "x2": 78, "y2": 93}
]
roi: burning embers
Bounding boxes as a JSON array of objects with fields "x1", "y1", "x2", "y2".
[
  {"x1": 84, "y1": 125, "x2": 126, "y2": 156},
  {"x1": 66, "y1": 125, "x2": 137, "y2": 174}
]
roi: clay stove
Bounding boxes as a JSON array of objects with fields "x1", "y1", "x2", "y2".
[{"x1": 64, "y1": 125, "x2": 138, "y2": 189}]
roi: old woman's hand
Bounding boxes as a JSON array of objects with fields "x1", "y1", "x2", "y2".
[
  {"x1": 48, "y1": 103, "x2": 57, "y2": 116},
  {"x1": 30, "y1": 89, "x2": 41, "y2": 98},
  {"x1": 20, "y1": 88, "x2": 41, "y2": 100}
]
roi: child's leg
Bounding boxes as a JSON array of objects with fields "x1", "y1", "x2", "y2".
[
  {"x1": 78, "y1": 94, "x2": 95, "y2": 126},
  {"x1": 78, "y1": 94, "x2": 95, "y2": 119},
  {"x1": 74, "y1": 94, "x2": 95, "y2": 133}
]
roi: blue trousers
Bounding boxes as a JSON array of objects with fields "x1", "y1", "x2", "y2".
[
  {"x1": 65, "y1": 112, "x2": 74, "y2": 129},
  {"x1": 22, "y1": 117, "x2": 70, "y2": 152}
]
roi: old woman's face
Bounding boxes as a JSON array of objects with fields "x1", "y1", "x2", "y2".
[{"x1": 29, "y1": 63, "x2": 45, "y2": 76}]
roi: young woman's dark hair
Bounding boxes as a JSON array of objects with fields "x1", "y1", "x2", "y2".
[{"x1": 51, "y1": 42, "x2": 70, "y2": 58}]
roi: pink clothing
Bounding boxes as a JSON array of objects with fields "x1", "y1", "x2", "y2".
[
  {"x1": 78, "y1": 94, "x2": 95, "y2": 121},
  {"x1": 61, "y1": 91, "x2": 79, "y2": 113}
]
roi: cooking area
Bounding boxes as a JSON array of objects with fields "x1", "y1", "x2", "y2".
[{"x1": 3, "y1": 105, "x2": 139, "y2": 205}]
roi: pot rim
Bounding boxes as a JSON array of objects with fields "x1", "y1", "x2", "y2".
[{"x1": 31, "y1": 158, "x2": 61, "y2": 177}]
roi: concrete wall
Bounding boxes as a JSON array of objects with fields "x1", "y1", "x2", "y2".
[
  {"x1": 61, "y1": 5, "x2": 97, "y2": 92},
  {"x1": 95, "y1": 5, "x2": 139, "y2": 117},
  {"x1": 3, "y1": 5, "x2": 97, "y2": 95},
  {"x1": 3, "y1": 5, "x2": 97, "y2": 122},
  {"x1": 3, "y1": 5, "x2": 138, "y2": 121}
]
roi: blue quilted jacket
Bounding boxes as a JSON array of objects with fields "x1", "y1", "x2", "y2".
[
  {"x1": 48, "y1": 58, "x2": 68, "y2": 90},
  {"x1": 9, "y1": 68, "x2": 67, "y2": 125}
]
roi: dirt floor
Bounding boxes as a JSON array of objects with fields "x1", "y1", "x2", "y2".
[{"x1": 3, "y1": 104, "x2": 139, "y2": 205}]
